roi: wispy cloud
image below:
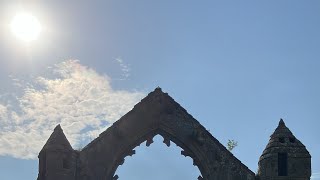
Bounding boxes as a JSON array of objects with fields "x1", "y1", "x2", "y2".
[
  {"x1": 0, "y1": 60, "x2": 144, "y2": 159},
  {"x1": 312, "y1": 172, "x2": 320, "y2": 179},
  {"x1": 115, "y1": 57, "x2": 131, "y2": 80}
]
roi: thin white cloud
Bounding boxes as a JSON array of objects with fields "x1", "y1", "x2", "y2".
[
  {"x1": 0, "y1": 60, "x2": 144, "y2": 159},
  {"x1": 115, "y1": 57, "x2": 131, "y2": 80}
]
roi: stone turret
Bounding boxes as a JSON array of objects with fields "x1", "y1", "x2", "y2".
[
  {"x1": 36, "y1": 89, "x2": 313, "y2": 180},
  {"x1": 258, "y1": 119, "x2": 311, "y2": 180},
  {"x1": 37, "y1": 125, "x2": 77, "y2": 180}
]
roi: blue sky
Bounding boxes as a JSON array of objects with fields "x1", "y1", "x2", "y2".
[{"x1": 0, "y1": 1, "x2": 319, "y2": 179}]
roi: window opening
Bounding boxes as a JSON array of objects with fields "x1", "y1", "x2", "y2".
[
  {"x1": 279, "y1": 137, "x2": 285, "y2": 143},
  {"x1": 63, "y1": 158, "x2": 71, "y2": 169},
  {"x1": 115, "y1": 135, "x2": 202, "y2": 180},
  {"x1": 289, "y1": 137, "x2": 295, "y2": 143},
  {"x1": 278, "y1": 153, "x2": 288, "y2": 176}
]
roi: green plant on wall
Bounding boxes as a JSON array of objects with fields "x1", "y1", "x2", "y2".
[{"x1": 227, "y1": 139, "x2": 238, "y2": 151}]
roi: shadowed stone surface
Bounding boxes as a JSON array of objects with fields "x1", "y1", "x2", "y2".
[
  {"x1": 37, "y1": 88, "x2": 311, "y2": 180},
  {"x1": 38, "y1": 125, "x2": 77, "y2": 180},
  {"x1": 258, "y1": 119, "x2": 311, "y2": 180}
]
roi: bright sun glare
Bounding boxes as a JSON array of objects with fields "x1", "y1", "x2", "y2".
[{"x1": 10, "y1": 13, "x2": 42, "y2": 42}]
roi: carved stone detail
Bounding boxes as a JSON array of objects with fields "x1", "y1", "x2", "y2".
[{"x1": 39, "y1": 88, "x2": 293, "y2": 180}]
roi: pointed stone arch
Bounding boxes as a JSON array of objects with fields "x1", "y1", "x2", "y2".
[
  {"x1": 37, "y1": 88, "x2": 256, "y2": 180},
  {"x1": 76, "y1": 88, "x2": 255, "y2": 180}
]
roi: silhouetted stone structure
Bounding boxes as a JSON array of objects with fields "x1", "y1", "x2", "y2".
[
  {"x1": 257, "y1": 119, "x2": 311, "y2": 180},
  {"x1": 37, "y1": 88, "x2": 311, "y2": 180}
]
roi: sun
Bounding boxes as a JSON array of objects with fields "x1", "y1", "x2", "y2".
[{"x1": 10, "y1": 13, "x2": 42, "y2": 42}]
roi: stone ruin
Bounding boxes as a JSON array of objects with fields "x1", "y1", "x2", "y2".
[{"x1": 37, "y1": 88, "x2": 311, "y2": 180}]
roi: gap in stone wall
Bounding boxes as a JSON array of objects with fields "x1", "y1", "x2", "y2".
[{"x1": 115, "y1": 135, "x2": 201, "y2": 180}]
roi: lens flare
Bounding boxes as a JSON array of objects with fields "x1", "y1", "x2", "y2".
[{"x1": 10, "y1": 13, "x2": 42, "y2": 42}]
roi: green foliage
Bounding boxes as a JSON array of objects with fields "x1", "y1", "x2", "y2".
[{"x1": 227, "y1": 139, "x2": 238, "y2": 151}]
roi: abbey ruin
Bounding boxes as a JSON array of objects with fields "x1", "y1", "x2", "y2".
[{"x1": 37, "y1": 88, "x2": 311, "y2": 180}]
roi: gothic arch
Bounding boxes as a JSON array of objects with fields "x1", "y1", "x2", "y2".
[
  {"x1": 110, "y1": 129, "x2": 205, "y2": 179},
  {"x1": 77, "y1": 88, "x2": 255, "y2": 180},
  {"x1": 37, "y1": 88, "x2": 313, "y2": 180}
]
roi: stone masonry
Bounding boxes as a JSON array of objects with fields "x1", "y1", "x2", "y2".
[{"x1": 37, "y1": 88, "x2": 311, "y2": 180}]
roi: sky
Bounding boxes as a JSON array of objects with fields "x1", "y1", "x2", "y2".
[{"x1": 0, "y1": 0, "x2": 319, "y2": 180}]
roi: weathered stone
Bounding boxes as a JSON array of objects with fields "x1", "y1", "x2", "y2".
[
  {"x1": 258, "y1": 119, "x2": 311, "y2": 180},
  {"x1": 37, "y1": 88, "x2": 311, "y2": 180}
]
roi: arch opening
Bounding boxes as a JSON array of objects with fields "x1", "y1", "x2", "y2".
[{"x1": 114, "y1": 135, "x2": 203, "y2": 180}]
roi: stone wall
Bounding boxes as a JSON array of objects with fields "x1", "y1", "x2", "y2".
[{"x1": 38, "y1": 88, "x2": 311, "y2": 180}]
